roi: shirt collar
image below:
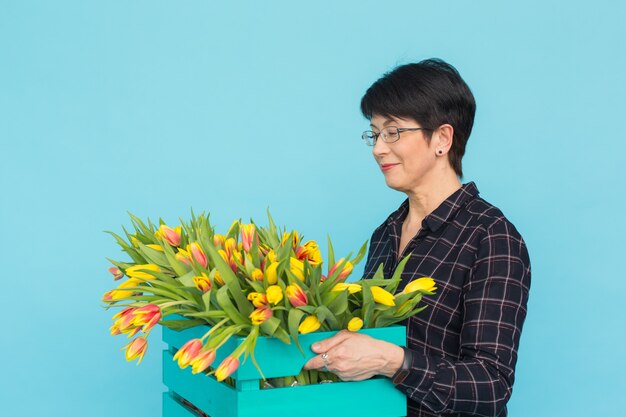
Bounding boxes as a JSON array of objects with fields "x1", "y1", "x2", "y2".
[{"x1": 386, "y1": 182, "x2": 480, "y2": 233}]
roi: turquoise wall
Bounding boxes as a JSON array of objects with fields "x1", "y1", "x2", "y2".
[{"x1": 1, "y1": 1, "x2": 624, "y2": 416}]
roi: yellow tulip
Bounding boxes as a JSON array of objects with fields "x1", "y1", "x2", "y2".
[
  {"x1": 125, "y1": 264, "x2": 160, "y2": 280},
  {"x1": 146, "y1": 244, "x2": 164, "y2": 252},
  {"x1": 193, "y1": 273, "x2": 212, "y2": 293},
  {"x1": 290, "y1": 257, "x2": 304, "y2": 281},
  {"x1": 247, "y1": 292, "x2": 268, "y2": 307},
  {"x1": 370, "y1": 286, "x2": 395, "y2": 306},
  {"x1": 266, "y1": 285, "x2": 283, "y2": 305},
  {"x1": 266, "y1": 249, "x2": 277, "y2": 264},
  {"x1": 332, "y1": 283, "x2": 362, "y2": 294},
  {"x1": 265, "y1": 262, "x2": 279, "y2": 284},
  {"x1": 298, "y1": 315, "x2": 321, "y2": 334},
  {"x1": 110, "y1": 278, "x2": 142, "y2": 300},
  {"x1": 403, "y1": 277, "x2": 437, "y2": 294},
  {"x1": 347, "y1": 317, "x2": 363, "y2": 332},
  {"x1": 251, "y1": 268, "x2": 264, "y2": 282}
]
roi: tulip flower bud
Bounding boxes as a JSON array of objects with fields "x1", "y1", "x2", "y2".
[
  {"x1": 370, "y1": 286, "x2": 396, "y2": 307},
  {"x1": 331, "y1": 283, "x2": 362, "y2": 294},
  {"x1": 125, "y1": 264, "x2": 161, "y2": 280},
  {"x1": 108, "y1": 266, "x2": 124, "y2": 280},
  {"x1": 146, "y1": 244, "x2": 164, "y2": 252},
  {"x1": 247, "y1": 292, "x2": 268, "y2": 307},
  {"x1": 213, "y1": 234, "x2": 226, "y2": 248},
  {"x1": 289, "y1": 257, "x2": 305, "y2": 281},
  {"x1": 213, "y1": 270, "x2": 225, "y2": 286},
  {"x1": 175, "y1": 248, "x2": 192, "y2": 265},
  {"x1": 215, "y1": 356, "x2": 240, "y2": 382},
  {"x1": 173, "y1": 338, "x2": 203, "y2": 369},
  {"x1": 251, "y1": 268, "x2": 264, "y2": 282},
  {"x1": 240, "y1": 224, "x2": 256, "y2": 252},
  {"x1": 286, "y1": 284, "x2": 308, "y2": 307},
  {"x1": 347, "y1": 317, "x2": 364, "y2": 332},
  {"x1": 110, "y1": 278, "x2": 142, "y2": 300},
  {"x1": 123, "y1": 337, "x2": 148, "y2": 364},
  {"x1": 159, "y1": 225, "x2": 182, "y2": 247},
  {"x1": 298, "y1": 315, "x2": 321, "y2": 334},
  {"x1": 188, "y1": 242, "x2": 208, "y2": 269},
  {"x1": 402, "y1": 277, "x2": 437, "y2": 294},
  {"x1": 191, "y1": 349, "x2": 216, "y2": 374},
  {"x1": 249, "y1": 306, "x2": 273, "y2": 325},
  {"x1": 265, "y1": 262, "x2": 279, "y2": 285},
  {"x1": 328, "y1": 258, "x2": 354, "y2": 281},
  {"x1": 132, "y1": 304, "x2": 161, "y2": 333},
  {"x1": 193, "y1": 273, "x2": 212, "y2": 293},
  {"x1": 266, "y1": 285, "x2": 283, "y2": 305}
]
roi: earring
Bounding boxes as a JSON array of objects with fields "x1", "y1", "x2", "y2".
[{"x1": 437, "y1": 149, "x2": 443, "y2": 155}]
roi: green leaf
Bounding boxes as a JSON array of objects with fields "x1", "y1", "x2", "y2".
[
  {"x1": 216, "y1": 286, "x2": 248, "y2": 325},
  {"x1": 327, "y1": 234, "x2": 335, "y2": 268},
  {"x1": 314, "y1": 305, "x2": 340, "y2": 329},
  {"x1": 159, "y1": 319, "x2": 205, "y2": 330},
  {"x1": 259, "y1": 316, "x2": 281, "y2": 337},
  {"x1": 287, "y1": 309, "x2": 306, "y2": 354},
  {"x1": 350, "y1": 240, "x2": 369, "y2": 267},
  {"x1": 204, "y1": 242, "x2": 253, "y2": 316}
]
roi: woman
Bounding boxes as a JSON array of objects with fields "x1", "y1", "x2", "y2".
[{"x1": 304, "y1": 59, "x2": 531, "y2": 417}]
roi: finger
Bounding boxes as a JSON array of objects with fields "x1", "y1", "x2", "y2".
[
  {"x1": 303, "y1": 355, "x2": 324, "y2": 370},
  {"x1": 310, "y1": 330, "x2": 352, "y2": 353}
]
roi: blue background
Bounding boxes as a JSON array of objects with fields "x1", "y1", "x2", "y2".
[{"x1": 1, "y1": 1, "x2": 624, "y2": 416}]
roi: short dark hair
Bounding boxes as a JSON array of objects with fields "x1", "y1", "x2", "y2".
[{"x1": 360, "y1": 58, "x2": 476, "y2": 177}]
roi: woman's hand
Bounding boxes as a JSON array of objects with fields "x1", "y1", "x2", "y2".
[{"x1": 302, "y1": 330, "x2": 404, "y2": 381}]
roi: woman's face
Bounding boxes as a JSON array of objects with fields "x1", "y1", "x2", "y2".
[{"x1": 370, "y1": 114, "x2": 438, "y2": 193}]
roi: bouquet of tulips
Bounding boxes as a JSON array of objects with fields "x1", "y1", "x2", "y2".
[{"x1": 102, "y1": 211, "x2": 436, "y2": 386}]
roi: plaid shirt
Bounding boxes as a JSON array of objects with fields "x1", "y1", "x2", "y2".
[{"x1": 363, "y1": 182, "x2": 531, "y2": 417}]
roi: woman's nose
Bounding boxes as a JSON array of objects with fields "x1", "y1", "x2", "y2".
[{"x1": 372, "y1": 138, "x2": 390, "y2": 158}]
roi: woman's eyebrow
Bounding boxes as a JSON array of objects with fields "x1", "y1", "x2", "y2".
[{"x1": 370, "y1": 117, "x2": 397, "y2": 129}]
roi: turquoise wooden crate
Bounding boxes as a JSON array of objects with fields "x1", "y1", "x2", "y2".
[{"x1": 162, "y1": 322, "x2": 407, "y2": 417}]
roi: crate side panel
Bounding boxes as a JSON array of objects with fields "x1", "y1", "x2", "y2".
[{"x1": 163, "y1": 350, "x2": 238, "y2": 417}]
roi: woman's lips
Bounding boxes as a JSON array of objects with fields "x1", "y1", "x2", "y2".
[{"x1": 380, "y1": 163, "x2": 399, "y2": 172}]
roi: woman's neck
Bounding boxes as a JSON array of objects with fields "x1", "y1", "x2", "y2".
[{"x1": 404, "y1": 172, "x2": 462, "y2": 226}]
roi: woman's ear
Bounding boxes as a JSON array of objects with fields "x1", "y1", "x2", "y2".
[{"x1": 433, "y1": 124, "x2": 454, "y2": 156}]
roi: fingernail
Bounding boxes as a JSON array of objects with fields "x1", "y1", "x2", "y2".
[{"x1": 312, "y1": 343, "x2": 320, "y2": 352}]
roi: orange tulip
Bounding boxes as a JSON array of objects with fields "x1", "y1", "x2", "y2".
[
  {"x1": 175, "y1": 248, "x2": 192, "y2": 265},
  {"x1": 108, "y1": 266, "x2": 124, "y2": 280},
  {"x1": 132, "y1": 304, "x2": 161, "y2": 333},
  {"x1": 159, "y1": 225, "x2": 182, "y2": 246},
  {"x1": 249, "y1": 306, "x2": 273, "y2": 325},
  {"x1": 285, "y1": 284, "x2": 308, "y2": 307},
  {"x1": 173, "y1": 338, "x2": 203, "y2": 369},
  {"x1": 295, "y1": 240, "x2": 323, "y2": 266},
  {"x1": 191, "y1": 349, "x2": 216, "y2": 374},
  {"x1": 215, "y1": 356, "x2": 240, "y2": 381},
  {"x1": 123, "y1": 337, "x2": 148, "y2": 364},
  {"x1": 240, "y1": 224, "x2": 256, "y2": 252},
  {"x1": 213, "y1": 234, "x2": 226, "y2": 248},
  {"x1": 189, "y1": 242, "x2": 208, "y2": 269},
  {"x1": 328, "y1": 258, "x2": 354, "y2": 281}
]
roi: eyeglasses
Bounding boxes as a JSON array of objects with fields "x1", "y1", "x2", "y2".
[{"x1": 361, "y1": 126, "x2": 432, "y2": 146}]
